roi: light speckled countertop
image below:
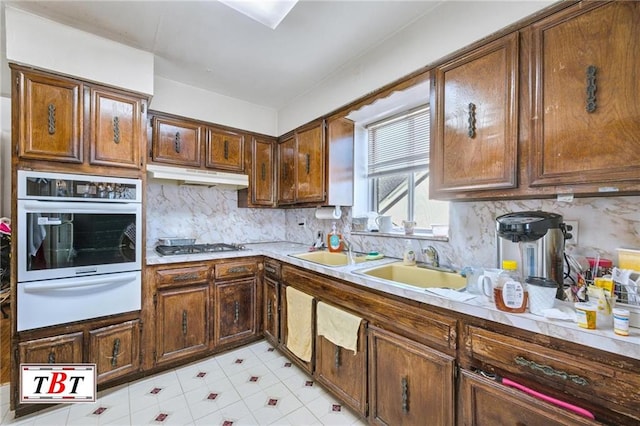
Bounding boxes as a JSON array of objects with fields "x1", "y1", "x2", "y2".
[{"x1": 147, "y1": 241, "x2": 640, "y2": 361}]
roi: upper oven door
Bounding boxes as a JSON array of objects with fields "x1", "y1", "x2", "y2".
[{"x1": 17, "y1": 200, "x2": 142, "y2": 282}]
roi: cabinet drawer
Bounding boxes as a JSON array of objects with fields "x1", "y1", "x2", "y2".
[
  {"x1": 465, "y1": 325, "x2": 640, "y2": 421},
  {"x1": 214, "y1": 260, "x2": 257, "y2": 280},
  {"x1": 155, "y1": 265, "x2": 210, "y2": 288},
  {"x1": 264, "y1": 259, "x2": 281, "y2": 279}
]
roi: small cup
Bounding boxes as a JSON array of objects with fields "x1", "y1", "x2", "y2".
[
  {"x1": 575, "y1": 302, "x2": 597, "y2": 329},
  {"x1": 402, "y1": 220, "x2": 416, "y2": 235},
  {"x1": 464, "y1": 267, "x2": 484, "y2": 295},
  {"x1": 477, "y1": 268, "x2": 502, "y2": 302}
]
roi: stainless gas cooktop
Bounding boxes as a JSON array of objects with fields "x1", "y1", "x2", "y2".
[{"x1": 155, "y1": 243, "x2": 246, "y2": 256}]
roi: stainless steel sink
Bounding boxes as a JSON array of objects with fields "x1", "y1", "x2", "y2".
[{"x1": 354, "y1": 261, "x2": 466, "y2": 289}]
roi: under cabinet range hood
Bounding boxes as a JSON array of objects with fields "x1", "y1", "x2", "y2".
[{"x1": 146, "y1": 164, "x2": 249, "y2": 189}]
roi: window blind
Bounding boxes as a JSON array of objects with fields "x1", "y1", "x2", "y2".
[{"x1": 367, "y1": 105, "x2": 430, "y2": 177}]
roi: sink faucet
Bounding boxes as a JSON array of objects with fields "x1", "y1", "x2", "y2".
[
  {"x1": 423, "y1": 245, "x2": 439, "y2": 268},
  {"x1": 341, "y1": 236, "x2": 356, "y2": 265}
]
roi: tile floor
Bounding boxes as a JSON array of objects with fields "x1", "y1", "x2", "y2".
[{"x1": 0, "y1": 340, "x2": 366, "y2": 425}]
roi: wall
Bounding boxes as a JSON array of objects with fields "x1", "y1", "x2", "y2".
[
  {"x1": 277, "y1": 0, "x2": 554, "y2": 134},
  {"x1": 150, "y1": 77, "x2": 278, "y2": 137},
  {"x1": 284, "y1": 196, "x2": 640, "y2": 271},
  {"x1": 146, "y1": 181, "x2": 285, "y2": 247}
]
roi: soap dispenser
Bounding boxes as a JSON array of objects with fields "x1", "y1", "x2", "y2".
[
  {"x1": 328, "y1": 222, "x2": 342, "y2": 253},
  {"x1": 403, "y1": 240, "x2": 416, "y2": 266}
]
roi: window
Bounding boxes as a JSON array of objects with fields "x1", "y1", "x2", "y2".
[{"x1": 366, "y1": 105, "x2": 448, "y2": 232}]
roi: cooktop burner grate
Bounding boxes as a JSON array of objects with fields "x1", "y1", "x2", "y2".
[{"x1": 155, "y1": 243, "x2": 246, "y2": 256}]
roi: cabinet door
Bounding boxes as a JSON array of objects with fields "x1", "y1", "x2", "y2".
[
  {"x1": 18, "y1": 332, "x2": 83, "y2": 364},
  {"x1": 89, "y1": 320, "x2": 140, "y2": 384},
  {"x1": 214, "y1": 278, "x2": 257, "y2": 347},
  {"x1": 278, "y1": 135, "x2": 296, "y2": 204},
  {"x1": 458, "y1": 370, "x2": 595, "y2": 426},
  {"x1": 16, "y1": 70, "x2": 83, "y2": 163},
  {"x1": 296, "y1": 123, "x2": 326, "y2": 203},
  {"x1": 156, "y1": 285, "x2": 209, "y2": 365},
  {"x1": 431, "y1": 33, "x2": 518, "y2": 196},
  {"x1": 263, "y1": 275, "x2": 279, "y2": 344},
  {"x1": 529, "y1": 1, "x2": 640, "y2": 187},
  {"x1": 251, "y1": 137, "x2": 275, "y2": 206},
  {"x1": 90, "y1": 88, "x2": 144, "y2": 169},
  {"x1": 151, "y1": 116, "x2": 202, "y2": 167},
  {"x1": 368, "y1": 326, "x2": 455, "y2": 426},
  {"x1": 315, "y1": 324, "x2": 367, "y2": 417},
  {"x1": 206, "y1": 128, "x2": 244, "y2": 172},
  {"x1": 278, "y1": 283, "x2": 314, "y2": 375}
]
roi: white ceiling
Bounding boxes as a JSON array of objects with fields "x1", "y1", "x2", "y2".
[{"x1": 5, "y1": 0, "x2": 444, "y2": 110}]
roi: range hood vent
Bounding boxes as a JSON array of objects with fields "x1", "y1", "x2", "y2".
[{"x1": 147, "y1": 164, "x2": 249, "y2": 189}]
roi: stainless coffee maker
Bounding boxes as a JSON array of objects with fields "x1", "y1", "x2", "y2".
[{"x1": 496, "y1": 211, "x2": 571, "y2": 299}]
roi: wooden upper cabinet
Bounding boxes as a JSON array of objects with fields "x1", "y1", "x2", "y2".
[
  {"x1": 16, "y1": 70, "x2": 83, "y2": 163},
  {"x1": 251, "y1": 137, "x2": 276, "y2": 206},
  {"x1": 206, "y1": 127, "x2": 244, "y2": 172},
  {"x1": 296, "y1": 123, "x2": 325, "y2": 203},
  {"x1": 151, "y1": 116, "x2": 202, "y2": 167},
  {"x1": 278, "y1": 135, "x2": 296, "y2": 204},
  {"x1": 431, "y1": 32, "x2": 518, "y2": 197},
  {"x1": 90, "y1": 88, "x2": 145, "y2": 169},
  {"x1": 528, "y1": 1, "x2": 640, "y2": 188}
]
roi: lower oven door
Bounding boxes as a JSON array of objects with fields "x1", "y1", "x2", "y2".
[{"x1": 17, "y1": 270, "x2": 141, "y2": 331}]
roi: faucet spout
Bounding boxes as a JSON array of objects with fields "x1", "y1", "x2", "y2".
[{"x1": 423, "y1": 245, "x2": 440, "y2": 268}]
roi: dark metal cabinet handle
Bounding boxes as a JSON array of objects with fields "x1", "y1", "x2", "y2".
[
  {"x1": 113, "y1": 116, "x2": 120, "y2": 144},
  {"x1": 172, "y1": 273, "x2": 199, "y2": 282},
  {"x1": 267, "y1": 299, "x2": 273, "y2": 321},
  {"x1": 228, "y1": 266, "x2": 250, "y2": 274},
  {"x1": 514, "y1": 356, "x2": 589, "y2": 386},
  {"x1": 223, "y1": 140, "x2": 229, "y2": 159},
  {"x1": 305, "y1": 153, "x2": 311, "y2": 174},
  {"x1": 265, "y1": 266, "x2": 276, "y2": 275},
  {"x1": 468, "y1": 102, "x2": 476, "y2": 138},
  {"x1": 48, "y1": 104, "x2": 56, "y2": 135},
  {"x1": 261, "y1": 163, "x2": 266, "y2": 181},
  {"x1": 174, "y1": 132, "x2": 181, "y2": 153},
  {"x1": 234, "y1": 301, "x2": 240, "y2": 323},
  {"x1": 111, "y1": 338, "x2": 121, "y2": 367},
  {"x1": 401, "y1": 377, "x2": 409, "y2": 413},
  {"x1": 334, "y1": 346, "x2": 341, "y2": 369},
  {"x1": 586, "y1": 65, "x2": 597, "y2": 113},
  {"x1": 48, "y1": 351, "x2": 55, "y2": 364},
  {"x1": 182, "y1": 310, "x2": 188, "y2": 335}
]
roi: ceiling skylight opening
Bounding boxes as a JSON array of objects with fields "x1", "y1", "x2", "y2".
[{"x1": 218, "y1": 0, "x2": 299, "y2": 29}]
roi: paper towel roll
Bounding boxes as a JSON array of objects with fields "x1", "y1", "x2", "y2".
[{"x1": 315, "y1": 206, "x2": 341, "y2": 220}]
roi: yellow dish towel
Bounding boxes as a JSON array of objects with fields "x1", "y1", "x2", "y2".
[
  {"x1": 286, "y1": 286, "x2": 314, "y2": 362},
  {"x1": 316, "y1": 302, "x2": 362, "y2": 354}
]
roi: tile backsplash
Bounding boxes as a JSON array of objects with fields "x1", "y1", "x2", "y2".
[{"x1": 146, "y1": 182, "x2": 639, "y2": 271}]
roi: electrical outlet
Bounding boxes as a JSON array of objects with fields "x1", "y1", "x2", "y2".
[{"x1": 565, "y1": 220, "x2": 579, "y2": 245}]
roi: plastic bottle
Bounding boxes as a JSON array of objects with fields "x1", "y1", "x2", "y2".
[
  {"x1": 494, "y1": 260, "x2": 528, "y2": 313},
  {"x1": 402, "y1": 240, "x2": 416, "y2": 266},
  {"x1": 327, "y1": 222, "x2": 342, "y2": 252}
]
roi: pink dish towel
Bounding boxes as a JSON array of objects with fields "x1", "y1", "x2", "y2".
[{"x1": 501, "y1": 377, "x2": 595, "y2": 420}]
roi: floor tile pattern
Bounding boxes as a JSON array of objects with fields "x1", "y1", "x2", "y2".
[{"x1": 0, "y1": 341, "x2": 365, "y2": 426}]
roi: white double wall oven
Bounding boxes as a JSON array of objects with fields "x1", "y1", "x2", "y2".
[{"x1": 16, "y1": 170, "x2": 142, "y2": 331}]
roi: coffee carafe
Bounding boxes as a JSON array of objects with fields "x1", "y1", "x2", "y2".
[{"x1": 496, "y1": 211, "x2": 571, "y2": 299}]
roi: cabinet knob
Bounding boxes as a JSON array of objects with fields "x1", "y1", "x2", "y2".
[
  {"x1": 401, "y1": 376, "x2": 409, "y2": 413},
  {"x1": 224, "y1": 140, "x2": 229, "y2": 159},
  {"x1": 305, "y1": 153, "x2": 311, "y2": 174},
  {"x1": 48, "y1": 351, "x2": 56, "y2": 364},
  {"x1": 234, "y1": 301, "x2": 240, "y2": 323},
  {"x1": 261, "y1": 163, "x2": 267, "y2": 181},
  {"x1": 267, "y1": 299, "x2": 273, "y2": 320},
  {"x1": 111, "y1": 338, "x2": 121, "y2": 367},
  {"x1": 182, "y1": 310, "x2": 188, "y2": 335},
  {"x1": 334, "y1": 346, "x2": 341, "y2": 369},
  {"x1": 174, "y1": 132, "x2": 182, "y2": 153}
]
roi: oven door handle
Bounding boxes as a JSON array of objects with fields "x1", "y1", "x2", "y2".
[
  {"x1": 23, "y1": 274, "x2": 138, "y2": 293},
  {"x1": 20, "y1": 200, "x2": 140, "y2": 214}
]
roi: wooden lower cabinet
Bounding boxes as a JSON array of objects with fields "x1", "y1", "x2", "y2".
[
  {"x1": 155, "y1": 284, "x2": 209, "y2": 366},
  {"x1": 368, "y1": 326, "x2": 455, "y2": 426},
  {"x1": 263, "y1": 275, "x2": 279, "y2": 345},
  {"x1": 213, "y1": 277, "x2": 258, "y2": 347},
  {"x1": 18, "y1": 332, "x2": 83, "y2": 365},
  {"x1": 88, "y1": 320, "x2": 141, "y2": 384},
  {"x1": 457, "y1": 370, "x2": 595, "y2": 425},
  {"x1": 315, "y1": 323, "x2": 368, "y2": 417}
]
